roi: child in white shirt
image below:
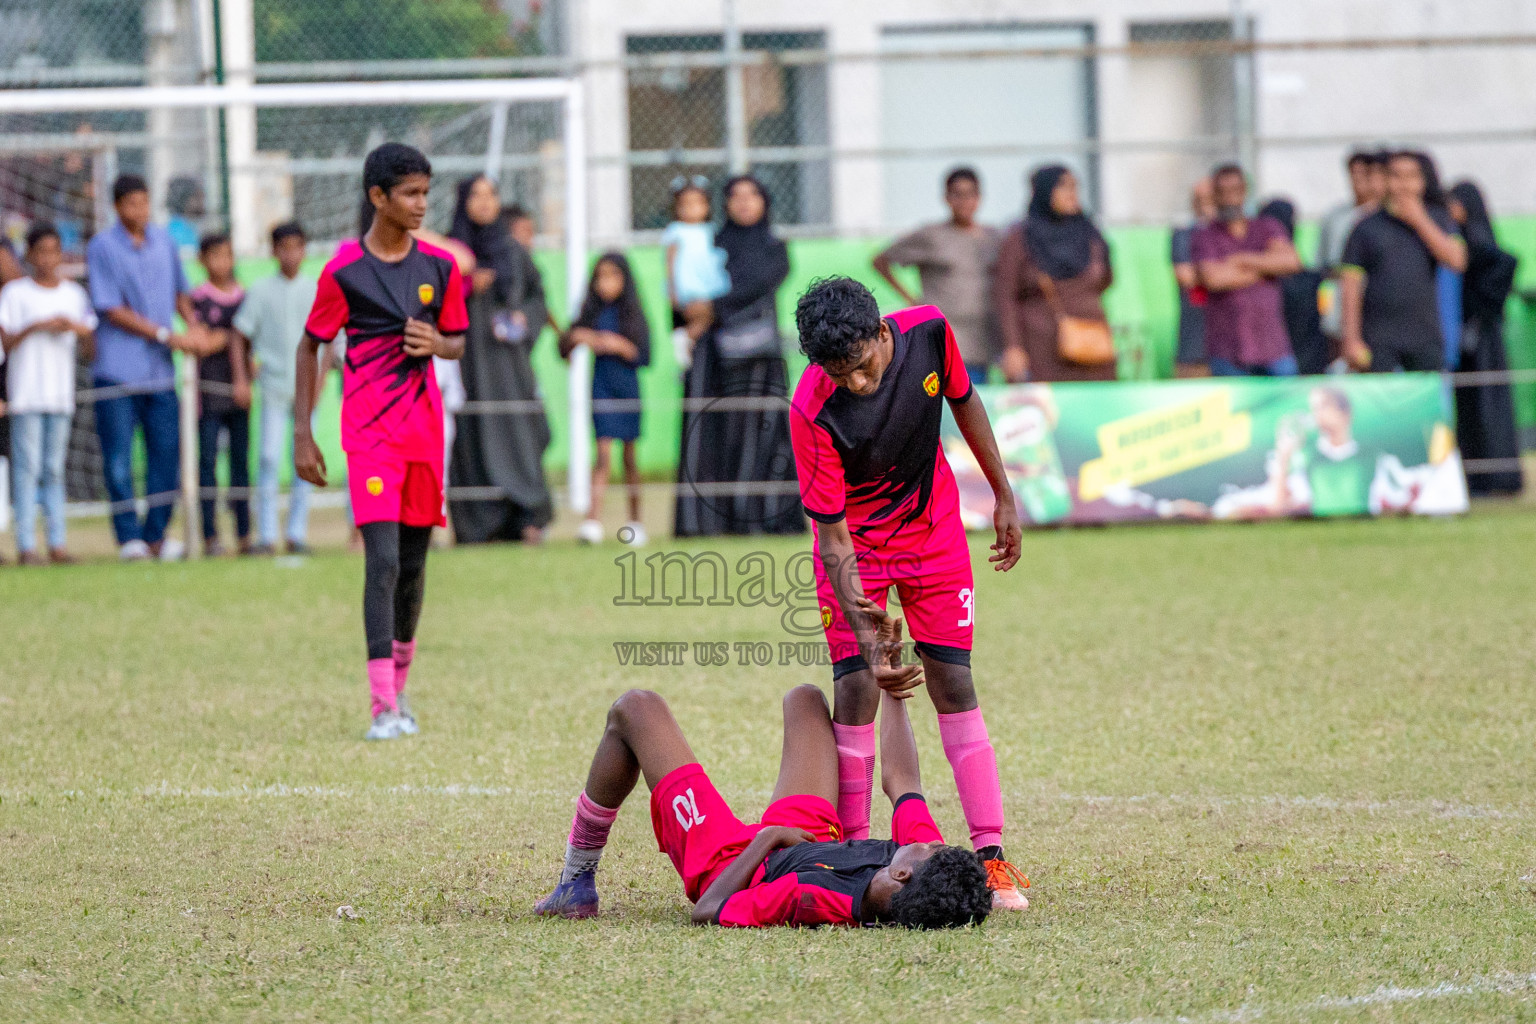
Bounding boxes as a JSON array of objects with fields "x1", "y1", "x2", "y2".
[
  {"x1": 0, "y1": 223, "x2": 96, "y2": 564},
  {"x1": 661, "y1": 177, "x2": 730, "y2": 369}
]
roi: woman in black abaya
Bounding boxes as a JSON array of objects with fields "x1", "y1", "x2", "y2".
[
  {"x1": 447, "y1": 175, "x2": 555, "y2": 542},
  {"x1": 673, "y1": 175, "x2": 804, "y2": 536},
  {"x1": 1448, "y1": 180, "x2": 1523, "y2": 495}
]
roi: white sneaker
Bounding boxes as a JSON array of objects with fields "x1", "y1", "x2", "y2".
[
  {"x1": 395, "y1": 695, "x2": 420, "y2": 735},
  {"x1": 158, "y1": 538, "x2": 186, "y2": 562},
  {"x1": 119, "y1": 539, "x2": 151, "y2": 561},
  {"x1": 576, "y1": 518, "x2": 604, "y2": 545},
  {"x1": 622, "y1": 521, "x2": 647, "y2": 547},
  {"x1": 365, "y1": 710, "x2": 409, "y2": 741},
  {"x1": 671, "y1": 327, "x2": 694, "y2": 371}
]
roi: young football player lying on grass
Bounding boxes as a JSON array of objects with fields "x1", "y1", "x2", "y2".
[{"x1": 536, "y1": 613, "x2": 993, "y2": 928}]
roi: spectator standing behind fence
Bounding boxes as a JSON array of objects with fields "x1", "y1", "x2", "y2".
[
  {"x1": 1171, "y1": 178, "x2": 1216, "y2": 377},
  {"x1": 0, "y1": 240, "x2": 25, "y2": 535},
  {"x1": 564, "y1": 253, "x2": 649, "y2": 547},
  {"x1": 1340, "y1": 151, "x2": 1467, "y2": 373},
  {"x1": 233, "y1": 221, "x2": 318, "y2": 555},
  {"x1": 1316, "y1": 151, "x2": 1386, "y2": 352},
  {"x1": 446, "y1": 177, "x2": 554, "y2": 545},
  {"x1": 1189, "y1": 165, "x2": 1301, "y2": 377},
  {"x1": 673, "y1": 175, "x2": 802, "y2": 537},
  {"x1": 663, "y1": 176, "x2": 730, "y2": 371},
  {"x1": 1447, "y1": 180, "x2": 1522, "y2": 495},
  {"x1": 0, "y1": 223, "x2": 95, "y2": 564},
  {"x1": 191, "y1": 234, "x2": 251, "y2": 556},
  {"x1": 993, "y1": 165, "x2": 1115, "y2": 384},
  {"x1": 1317, "y1": 151, "x2": 1386, "y2": 273},
  {"x1": 87, "y1": 173, "x2": 203, "y2": 562},
  {"x1": 873, "y1": 166, "x2": 1001, "y2": 384},
  {"x1": 1257, "y1": 198, "x2": 1331, "y2": 375}
]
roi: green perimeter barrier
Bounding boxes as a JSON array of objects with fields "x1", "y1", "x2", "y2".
[{"x1": 198, "y1": 215, "x2": 1536, "y2": 485}]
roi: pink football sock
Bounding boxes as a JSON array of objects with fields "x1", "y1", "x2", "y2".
[
  {"x1": 392, "y1": 639, "x2": 416, "y2": 697},
  {"x1": 938, "y1": 707, "x2": 1005, "y2": 851},
  {"x1": 368, "y1": 658, "x2": 397, "y2": 717},
  {"x1": 832, "y1": 721, "x2": 877, "y2": 840},
  {"x1": 561, "y1": 791, "x2": 622, "y2": 883},
  {"x1": 568, "y1": 791, "x2": 620, "y2": 849}
]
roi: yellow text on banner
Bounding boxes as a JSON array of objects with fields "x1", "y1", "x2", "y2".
[{"x1": 1078, "y1": 389, "x2": 1252, "y2": 501}]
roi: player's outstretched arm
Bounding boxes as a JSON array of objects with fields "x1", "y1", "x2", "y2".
[
  {"x1": 878, "y1": 623, "x2": 924, "y2": 804},
  {"x1": 950, "y1": 392, "x2": 1022, "y2": 572},
  {"x1": 820, "y1": 531, "x2": 923, "y2": 699}
]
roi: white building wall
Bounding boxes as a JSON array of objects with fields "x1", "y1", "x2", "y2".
[{"x1": 574, "y1": 0, "x2": 1536, "y2": 241}]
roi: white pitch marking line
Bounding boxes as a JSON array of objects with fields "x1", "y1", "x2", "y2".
[
  {"x1": 0, "y1": 787, "x2": 1527, "y2": 819},
  {"x1": 1101, "y1": 971, "x2": 1536, "y2": 1024}
]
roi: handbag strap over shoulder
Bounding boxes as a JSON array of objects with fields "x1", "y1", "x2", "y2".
[{"x1": 1036, "y1": 272, "x2": 1067, "y2": 320}]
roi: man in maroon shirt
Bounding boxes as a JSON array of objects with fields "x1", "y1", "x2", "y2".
[
  {"x1": 1192, "y1": 163, "x2": 1303, "y2": 376},
  {"x1": 533, "y1": 614, "x2": 994, "y2": 928}
]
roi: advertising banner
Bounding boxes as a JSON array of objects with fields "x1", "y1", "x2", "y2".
[{"x1": 944, "y1": 374, "x2": 1469, "y2": 527}]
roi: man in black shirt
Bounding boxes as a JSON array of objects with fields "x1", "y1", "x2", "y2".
[{"x1": 1340, "y1": 150, "x2": 1466, "y2": 372}]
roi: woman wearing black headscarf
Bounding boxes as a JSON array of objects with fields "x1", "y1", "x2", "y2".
[
  {"x1": 673, "y1": 175, "x2": 804, "y2": 536},
  {"x1": 446, "y1": 174, "x2": 554, "y2": 543},
  {"x1": 992, "y1": 165, "x2": 1115, "y2": 382},
  {"x1": 1448, "y1": 180, "x2": 1522, "y2": 495},
  {"x1": 1256, "y1": 198, "x2": 1331, "y2": 374}
]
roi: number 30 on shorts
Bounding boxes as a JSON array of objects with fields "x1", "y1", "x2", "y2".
[
  {"x1": 673, "y1": 788, "x2": 708, "y2": 831},
  {"x1": 958, "y1": 587, "x2": 975, "y2": 627}
]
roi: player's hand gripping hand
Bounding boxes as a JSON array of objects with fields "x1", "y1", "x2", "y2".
[
  {"x1": 403, "y1": 317, "x2": 442, "y2": 358},
  {"x1": 759, "y1": 826, "x2": 817, "y2": 850},
  {"x1": 991, "y1": 495, "x2": 1022, "y2": 571},
  {"x1": 294, "y1": 433, "x2": 328, "y2": 488},
  {"x1": 855, "y1": 595, "x2": 924, "y2": 699}
]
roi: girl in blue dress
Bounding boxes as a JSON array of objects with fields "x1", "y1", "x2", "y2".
[{"x1": 563, "y1": 252, "x2": 651, "y2": 544}]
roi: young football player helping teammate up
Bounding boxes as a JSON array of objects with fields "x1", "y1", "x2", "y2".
[
  {"x1": 536, "y1": 612, "x2": 993, "y2": 928},
  {"x1": 293, "y1": 143, "x2": 468, "y2": 741},
  {"x1": 788, "y1": 277, "x2": 1029, "y2": 909}
]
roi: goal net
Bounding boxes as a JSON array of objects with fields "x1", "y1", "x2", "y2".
[{"x1": 0, "y1": 78, "x2": 592, "y2": 554}]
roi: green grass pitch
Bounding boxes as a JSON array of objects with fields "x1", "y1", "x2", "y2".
[{"x1": 4, "y1": 510, "x2": 1535, "y2": 1022}]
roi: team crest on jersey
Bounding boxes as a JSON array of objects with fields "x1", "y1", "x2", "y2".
[
  {"x1": 366, "y1": 476, "x2": 384, "y2": 496},
  {"x1": 820, "y1": 605, "x2": 834, "y2": 629},
  {"x1": 922, "y1": 371, "x2": 940, "y2": 397},
  {"x1": 418, "y1": 283, "x2": 435, "y2": 305}
]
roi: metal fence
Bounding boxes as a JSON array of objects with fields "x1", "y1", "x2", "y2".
[
  {"x1": 7, "y1": 5, "x2": 1536, "y2": 239},
  {"x1": 2, "y1": 3, "x2": 1536, "y2": 552}
]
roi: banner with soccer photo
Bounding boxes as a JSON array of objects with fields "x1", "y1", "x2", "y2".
[{"x1": 944, "y1": 374, "x2": 1470, "y2": 527}]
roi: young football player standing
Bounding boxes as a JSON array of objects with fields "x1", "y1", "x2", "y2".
[
  {"x1": 293, "y1": 143, "x2": 468, "y2": 741},
  {"x1": 788, "y1": 276, "x2": 1029, "y2": 909}
]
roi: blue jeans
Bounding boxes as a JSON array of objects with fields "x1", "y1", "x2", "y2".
[
  {"x1": 93, "y1": 379, "x2": 180, "y2": 545},
  {"x1": 1208, "y1": 355, "x2": 1299, "y2": 378},
  {"x1": 257, "y1": 394, "x2": 312, "y2": 547},
  {"x1": 11, "y1": 411, "x2": 70, "y2": 553}
]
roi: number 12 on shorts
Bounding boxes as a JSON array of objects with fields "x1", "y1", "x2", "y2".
[
  {"x1": 958, "y1": 587, "x2": 975, "y2": 627},
  {"x1": 673, "y1": 788, "x2": 708, "y2": 831}
]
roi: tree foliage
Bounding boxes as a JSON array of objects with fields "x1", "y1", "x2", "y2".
[{"x1": 254, "y1": 0, "x2": 519, "y2": 63}]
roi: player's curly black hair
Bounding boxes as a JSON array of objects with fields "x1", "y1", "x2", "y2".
[
  {"x1": 888, "y1": 845, "x2": 993, "y2": 929},
  {"x1": 363, "y1": 142, "x2": 433, "y2": 198},
  {"x1": 795, "y1": 276, "x2": 883, "y2": 367}
]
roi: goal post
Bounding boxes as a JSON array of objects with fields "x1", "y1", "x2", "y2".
[{"x1": 0, "y1": 77, "x2": 593, "y2": 554}]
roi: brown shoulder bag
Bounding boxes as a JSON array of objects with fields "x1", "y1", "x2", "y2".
[{"x1": 1037, "y1": 272, "x2": 1116, "y2": 367}]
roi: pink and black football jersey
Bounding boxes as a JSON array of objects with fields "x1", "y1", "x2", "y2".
[
  {"x1": 718, "y1": 794, "x2": 945, "y2": 928},
  {"x1": 789, "y1": 305, "x2": 973, "y2": 577},
  {"x1": 304, "y1": 238, "x2": 468, "y2": 461}
]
